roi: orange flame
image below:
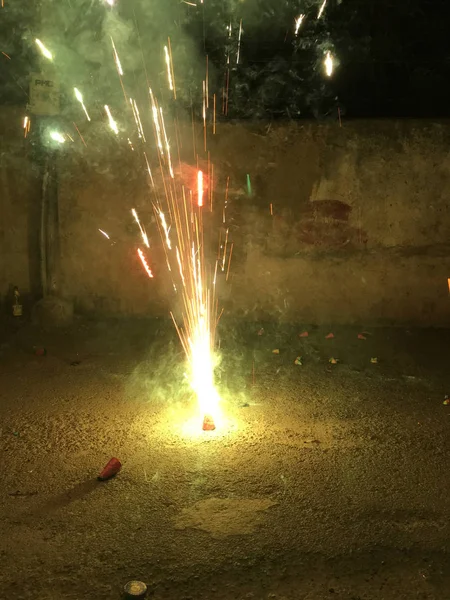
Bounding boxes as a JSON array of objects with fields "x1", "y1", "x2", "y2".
[{"x1": 197, "y1": 170, "x2": 204, "y2": 207}]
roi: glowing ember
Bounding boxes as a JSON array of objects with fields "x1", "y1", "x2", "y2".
[
  {"x1": 23, "y1": 116, "x2": 30, "y2": 138},
  {"x1": 202, "y1": 414, "x2": 216, "y2": 431},
  {"x1": 324, "y1": 51, "x2": 334, "y2": 76},
  {"x1": 137, "y1": 248, "x2": 153, "y2": 278}
]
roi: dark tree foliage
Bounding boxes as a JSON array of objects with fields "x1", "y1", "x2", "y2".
[
  {"x1": 1, "y1": 0, "x2": 449, "y2": 119},
  {"x1": 186, "y1": 0, "x2": 450, "y2": 119}
]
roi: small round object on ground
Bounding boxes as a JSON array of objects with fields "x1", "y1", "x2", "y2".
[{"x1": 123, "y1": 580, "x2": 147, "y2": 598}]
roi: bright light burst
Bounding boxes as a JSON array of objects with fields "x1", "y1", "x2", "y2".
[
  {"x1": 50, "y1": 130, "x2": 65, "y2": 144},
  {"x1": 188, "y1": 316, "x2": 221, "y2": 425},
  {"x1": 169, "y1": 203, "x2": 222, "y2": 427},
  {"x1": 35, "y1": 38, "x2": 52, "y2": 60},
  {"x1": 324, "y1": 51, "x2": 334, "y2": 76}
]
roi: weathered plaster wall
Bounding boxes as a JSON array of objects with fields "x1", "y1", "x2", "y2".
[
  {"x1": 2, "y1": 110, "x2": 450, "y2": 324},
  {"x1": 0, "y1": 107, "x2": 41, "y2": 314}
]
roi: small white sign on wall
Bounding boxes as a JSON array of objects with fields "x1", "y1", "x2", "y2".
[{"x1": 29, "y1": 73, "x2": 60, "y2": 116}]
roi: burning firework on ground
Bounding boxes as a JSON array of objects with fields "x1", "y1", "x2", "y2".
[
  {"x1": 19, "y1": 0, "x2": 341, "y2": 433},
  {"x1": 99, "y1": 37, "x2": 227, "y2": 431}
]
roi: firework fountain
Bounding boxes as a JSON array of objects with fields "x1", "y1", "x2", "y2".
[{"x1": 26, "y1": 0, "x2": 338, "y2": 432}]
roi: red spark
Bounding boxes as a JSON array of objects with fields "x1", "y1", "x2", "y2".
[{"x1": 137, "y1": 248, "x2": 153, "y2": 278}]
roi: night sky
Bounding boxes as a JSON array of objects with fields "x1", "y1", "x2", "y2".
[{"x1": 1, "y1": 0, "x2": 449, "y2": 119}]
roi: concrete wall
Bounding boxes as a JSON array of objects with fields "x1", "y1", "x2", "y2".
[
  {"x1": 2, "y1": 109, "x2": 450, "y2": 325},
  {"x1": 0, "y1": 108, "x2": 41, "y2": 315}
]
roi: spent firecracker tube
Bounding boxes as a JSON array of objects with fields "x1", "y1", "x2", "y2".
[{"x1": 98, "y1": 457, "x2": 122, "y2": 480}]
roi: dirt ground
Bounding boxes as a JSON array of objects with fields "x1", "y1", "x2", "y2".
[{"x1": 1, "y1": 317, "x2": 450, "y2": 600}]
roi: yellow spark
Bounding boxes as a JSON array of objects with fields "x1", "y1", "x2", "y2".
[
  {"x1": 35, "y1": 39, "x2": 52, "y2": 60},
  {"x1": 202, "y1": 80, "x2": 207, "y2": 150},
  {"x1": 160, "y1": 107, "x2": 174, "y2": 178},
  {"x1": 176, "y1": 247, "x2": 186, "y2": 288},
  {"x1": 236, "y1": 19, "x2": 243, "y2": 64},
  {"x1": 50, "y1": 131, "x2": 65, "y2": 144},
  {"x1": 110, "y1": 37, "x2": 123, "y2": 76},
  {"x1": 324, "y1": 51, "x2": 334, "y2": 76},
  {"x1": 130, "y1": 97, "x2": 146, "y2": 141},
  {"x1": 104, "y1": 105, "x2": 118, "y2": 134},
  {"x1": 143, "y1": 152, "x2": 155, "y2": 186},
  {"x1": 294, "y1": 14, "x2": 305, "y2": 35},
  {"x1": 74, "y1": 88, "x2": 91, "y2": 121},
  {"x1": 73, "y1": 121, "x2": 87, "y2": 147},
  {"x1": 317, "y1": 0, "x2": 327, "y2": 19},
  {"x1": 164, "y1": 45, "x2": 174, "y2": 93},
  {"x1": 23, "y1": 116, "x2": 30, "y2": 138},
  {"x1": 221, "y1": 228, "x2": 229, "y2": 271},
  {"x1": 158, "y1": 209, "x2": 172, "y2": 250},
  {"x1": 131, "y1": 208, "x2": 150, "y2": 248},
  {"x1": 149, "y1": 88, "x2": 164, "y2": 155},
  {"x1": 99, "y1": 229, "x2": 110, "y2": 239}
]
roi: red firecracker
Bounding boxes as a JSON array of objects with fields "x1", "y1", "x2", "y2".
[
  {"x1": 98, "y1": 457, "x2": 122, "y2": 481},
  {"x1": 202, "y1": 415, "x2": 216, "y2": 431}
]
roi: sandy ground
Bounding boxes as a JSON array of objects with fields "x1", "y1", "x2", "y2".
[{"x1": 1, "y1": 317, "x2": 450, "y2": 600}]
